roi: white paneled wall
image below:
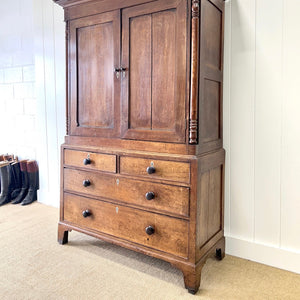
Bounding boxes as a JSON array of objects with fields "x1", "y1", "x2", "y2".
[
  {"x1": 0, "y1": 0, "x2": 37, "y2": 159},
  {"x1": 33, "y1": 0, "x2": 65, "y2": 207},
  {"x1": 224, "y1": 0, "x2": 300, "y2": 273},
  {"x1": 0, "y1": 0, "x2": 65, "y2": 207}
]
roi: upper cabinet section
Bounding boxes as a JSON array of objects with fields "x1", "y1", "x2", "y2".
[
  {"x1": 68, "y1": 0, "x2": 187, "y2": 143},
  {"x1": 121, "y1": 0, "x2": 187, "y2": 143},
  {"x1": 69, "y1": 11, "x2": 120, "y2": 137},
  {"x1": 56, "y1": 0, "x2": 225, "y2": 154}
]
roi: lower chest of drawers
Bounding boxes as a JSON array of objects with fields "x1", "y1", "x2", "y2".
[
  {"x1": 60, "y1": 147, "x2": 226, "y2": 294},
  {"x1": 62, "y1": 148, "x2": 191, "y2": 258}
]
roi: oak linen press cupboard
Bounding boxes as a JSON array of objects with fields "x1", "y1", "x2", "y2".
[{"x1": 55, "y1": 0, "x2": 225, "y2": 294}]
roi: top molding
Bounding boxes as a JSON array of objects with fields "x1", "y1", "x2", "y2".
[
  {"x1": 54, "y1": 0, "x2": 225, "y2": 9},
  {"x1": 54, "y1": 0, "x2": 106, "y2": 8}
]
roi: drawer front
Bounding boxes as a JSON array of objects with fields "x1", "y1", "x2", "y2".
[
  {"x1": 120, "y1": 156, "x2": 190, "y2": 184},
  {"x1": 64, "y1": 193, "x2": 188, "y2": 258},
  {"x1": 64, "y1": 149, "x2": 116, "y2": 173},
  {"x1": 64, "y1": 168, "x2": 189, "y2": 217}
]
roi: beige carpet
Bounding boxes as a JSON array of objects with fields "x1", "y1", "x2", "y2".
[{"x1": 0, "y1": 203, "x2": 300, "y2": 300}]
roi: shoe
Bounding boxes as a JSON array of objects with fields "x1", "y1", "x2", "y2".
[{"x1": 21, "y1": 160, "x2": 39, "y2": 206}]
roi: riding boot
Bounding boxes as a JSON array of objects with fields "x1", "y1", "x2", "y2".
[
  {"x1": 10, "y1": 162, "x2": 22, "y2": 200},
  {"x1": 21, "y1": 160, "x2": 38, "y2": 206},
  {"x1": 11, "y1": 160, "x2": 29, "y2": 204},
  {"x1": 0, "y1": 162, "x2": 11, "y2": 206}
]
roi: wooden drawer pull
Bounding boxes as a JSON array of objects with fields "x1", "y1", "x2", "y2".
[
  {"x1": 146, "y1": 166, "x2": 156, "y2": 174},
  {"x1": 145, "y1": 192, "x2": 155, "y2": 201},
  {"x1": 83, "y1": 180, "x2": 91, "y2": 187},
  {"x1": 82, "y1": 210, "x2": 92, "y2": 218},
  {"x1": 83, "y1": 157, "x2": 91, "y2": 165},
  {"x1": 145, "y1": 225, "x2": 155, "y2": 236}
]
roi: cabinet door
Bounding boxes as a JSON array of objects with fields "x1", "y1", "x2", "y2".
[
  {"x1": 69, "y1": 11, "x2": 120, "y2": 137},
  {"x1": 121, "y1": 0, "x2": 187, "y2": 143}
]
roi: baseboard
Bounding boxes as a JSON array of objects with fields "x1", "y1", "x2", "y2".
[{"x1": 225, "y1": 236, "x2": 300, "y2": 274}]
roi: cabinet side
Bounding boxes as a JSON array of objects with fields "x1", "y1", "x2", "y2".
[{"x1": 196, "y1": 0, "x2": 225, "y2": 154}]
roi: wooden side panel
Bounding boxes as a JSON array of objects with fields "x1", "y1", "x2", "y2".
[
  {"x1": 64, "y1": 193, "x2": 189, "y2": 257},
  {"x1": 200, "y1": 79, "x2": 221, "y2": 142},
  {"x1": 196, "y1": 150, "x2": 224, "y2": 259},
  {"x1": 207, "y1": 166, "x2": 222, "y2": 238},
  {"x1": 152, "y1": 10, "x2": 176, "y2": 130},
  {"x1": 129, "y1": 15, "x2": 152, "y2": 129},
  {"x1": 203, "y1": 2, "x2": 222, "y2": 70},
  {"x1": 77, "y1": 22, "x2": 114, "y2": 128},
  {"x1": 198, "y1": 172, "x2": 209, "y2": 247},
  {"x1": 198, "y1": 0, "x2": 224, "y2": 153}
]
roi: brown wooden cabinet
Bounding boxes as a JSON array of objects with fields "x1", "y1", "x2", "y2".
[{"x1": 55, "y1": 0, "x2": 225, "y2": 294}]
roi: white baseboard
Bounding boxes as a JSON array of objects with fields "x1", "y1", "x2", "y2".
[{"x1": 225, "y1": 236, "x2": 300, "y2": 274}]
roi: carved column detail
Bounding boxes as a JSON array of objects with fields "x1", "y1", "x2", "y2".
[{"x1": 189, "y1": 0, "x2": 200, "y2": 144}]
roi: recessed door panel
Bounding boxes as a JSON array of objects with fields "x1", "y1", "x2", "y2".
[
  {"x1": 70, "y1": 11, "x2": 120, "y2": 137},
  {"x1": 129, "y1": 15, "x2": 152, "y2": 130},
  {"x1": 152, "y1": 10, "x2": 176, "y2": 131},
  {"x1": 77, "y1": 23, "x2": 114, "y2": 129}
]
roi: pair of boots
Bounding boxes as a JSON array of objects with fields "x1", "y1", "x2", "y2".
[{"x1": 0, "y1": 159, "x2": 39, "y2": 206}]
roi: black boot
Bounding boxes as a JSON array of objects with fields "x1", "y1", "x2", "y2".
[
  {"x1": 0, "y1": 162, "x2": 11, "y2": 206},
  {"x1": 21, "y1": 160, "x2": 38, "y2": 206},
  {"x1": 10, "y1": 162, "x2": 22, "y2": 200},
  {"x1": 11, "y1": 160, "x2": 28, "y2": 204}
]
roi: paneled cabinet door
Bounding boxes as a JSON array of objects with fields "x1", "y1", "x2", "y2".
[
  {"x1": 121, "y1": 0, "x2": 188, "y2": 143},
  {"x1": 69, "y1": 11, "x2": 120, "y2": 137}
]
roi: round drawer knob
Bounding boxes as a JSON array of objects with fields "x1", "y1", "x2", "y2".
[
  {"x1": 147, "y1": 166, "x2": 156, "y2": 174},
  {"x1": 145, "y1": 225, "x2": 155, "y2": 235},
  {"x1": 145, "y1": 191, "x2": 155, "y2": 200},
  {"x1": 83, "y1": 158, "x2": 91, "y2": 165},
  {"x1": 83, "y1": 179, "x2": 91, "y2": 187},
  {"x1": 82, "y1": 210, "x2": 92, "y2": 218}
]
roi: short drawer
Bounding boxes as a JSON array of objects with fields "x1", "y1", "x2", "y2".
[
  {"x1": 120, "y1": 156, "x2": 190, "y2": 184},
  {"x1": 64, "y1": 149, "x2": 116, "y2": 173},
  {"x1": 64, "y1": 168, "x2": 189, "y2": 217},
  {"x1": 63, "y1": 193, "x2": 188, "y2": 258}
]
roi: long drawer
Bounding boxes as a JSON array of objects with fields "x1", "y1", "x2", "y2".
[
  {"x1": 64, "y1": 149, "x2": 116, "y2": 173},
  {"x1": 120, "y1": 156, "x2": 190, "y2": 184},
  {"x1": 63, "y1": 193, "x2": 189, "y2": 258},
  {"x1": 64, "y1": 168, "x2": 189, "y2": 217}
]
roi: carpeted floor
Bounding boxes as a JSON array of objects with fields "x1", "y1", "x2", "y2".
[{"x1": 0, "y1": 202, "x2": 300, "y2": 300}]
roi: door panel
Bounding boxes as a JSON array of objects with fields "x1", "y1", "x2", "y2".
[
  {"x1": 70, "y1": 11, "x2": 120, "y2": 137},
  {"x1": 122, "y1": 0, "x2": 187, "y2": 143},
  {"x1": 129, "y1": 15, "x2": 152, "y2": 130},
  {"x1": 152, "y1": 10, "x2": 176, "y2": 130}
]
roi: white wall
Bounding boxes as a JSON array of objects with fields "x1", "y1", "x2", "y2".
[
  {"x1": 224, "y1": 0, "x2": 300, "y2": 274},
  {"x1": 0, "y1": 0, "x2": 65, "y2": 207},
  {"x1": 33, "y1": 0, "x2": 65, "y2": 207},
  {"x1": 0, "y1": 0, "x2": 37, "y2": 159}
]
